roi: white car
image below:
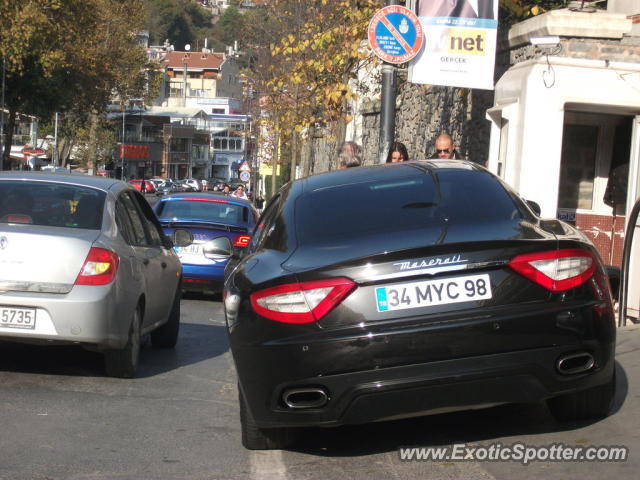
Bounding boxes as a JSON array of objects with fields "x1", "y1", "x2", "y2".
[{"x1": 183, "y1": 179, "x2": 202, "y2": 192}]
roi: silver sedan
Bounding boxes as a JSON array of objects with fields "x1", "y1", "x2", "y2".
[{"x1": 0, "y1": 172, "x2": 183, "y2": 377}]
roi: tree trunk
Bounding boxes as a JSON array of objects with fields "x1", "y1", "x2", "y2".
[
  {"x1": 86, "y1": 111, "x2": 99, "y2": 173},
  {"x1": 290, "y1": 131, "x2": 298, "y2": 182},
  {"x1": 2, "y1": 107, "x2": 17, "y2": 170},
  {"x1": 271, "y1": 128, "x2": 279, "y2": 199},
  {"x1": 303, "y1": 125, "x2": 314, "y2": 178}
]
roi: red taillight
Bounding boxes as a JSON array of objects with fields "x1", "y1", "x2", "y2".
[
  {"x1": 250, "y1": 278, "x2": 356, "y2": 324},
  {"x1": 75, "y1": 247, "x2": 119, "y2": 286},
  {"x1": 508, "y1": 248, "x2": 595, "y2": 292},
  {"x1": 233, "y1": 235, "x2": 251, "y2": 247}
]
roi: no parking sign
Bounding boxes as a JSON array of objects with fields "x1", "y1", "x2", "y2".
[{"x1": 368, "y1": 5, "x2": 424, "y2": 64}]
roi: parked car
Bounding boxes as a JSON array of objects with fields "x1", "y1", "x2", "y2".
[
  {"x1": 128, "y1": 179, "x2": 156, "y2": 194},
  {"x1": 183, "y1": 178, "x2": 203, "y2": 192},
  {"x1": 175, "y1": 179, "x2": 197, "y2": 192},
  {"x1": 223, "y1": 160, "x2": 617, "y2": 449},
  {"x1": 148, "y1": 178, "x2": 166, "y2": 190},
  {"x1": 0, "y1": 172, "x2": 187, "y2": 378},
  {"x1": 153, "y1": 193, "x2": 258, "y2": 295},
  {"x1": 156, "y1": 181, "x2": 181, "y2": 196}
]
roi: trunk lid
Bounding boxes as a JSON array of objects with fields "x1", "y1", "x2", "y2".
[{"x1": 0, "y1": 226, "x2": 100, "y2": 293}]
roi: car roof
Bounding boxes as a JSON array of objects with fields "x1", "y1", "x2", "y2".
[
  {"x1": 159, "y1": 192, "x2": 253, "y2": 207},
  {"x1": 295, "y1": 159, "x2": 484, "y2": 193},
  {"x1": 0, "y1": 171, "x2": 127, "y2": 192}
]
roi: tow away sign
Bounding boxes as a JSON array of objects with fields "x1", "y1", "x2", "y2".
[{"x1": 368, "y1": 5, "x2": 424, "y2": 64}]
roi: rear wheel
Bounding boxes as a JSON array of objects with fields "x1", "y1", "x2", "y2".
[
  {"x1": 151, "y1": 288, "x2": 181, "y2": 348},
  {"x1": 547, "y1": 371, "x2": 616, "y2": 421},
  {"x1": 239, "y1": 386, "x2": 297, "y2": 450},
  {"x1": 104, "y1": 306, "x2": 141, "y2": 378}
]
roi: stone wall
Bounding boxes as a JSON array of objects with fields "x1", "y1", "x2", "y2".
[{"x1": 511, "y1": 36, "x2": 640, "y2": 65}]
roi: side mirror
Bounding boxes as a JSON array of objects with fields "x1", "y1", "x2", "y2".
[
  {"x1": 173, "y1": 228, "x2": 194, "y2": 247},
  {"x1": 203, "y1": 236, "x2": 233, "y2": 257},
  {"x1": 526, "y1": 200, "x2": 541, "y2": 216}
]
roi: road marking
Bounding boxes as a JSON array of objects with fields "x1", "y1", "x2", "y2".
[{"x1": 250, "y1": 450, "x2": 289, "y2": 479}]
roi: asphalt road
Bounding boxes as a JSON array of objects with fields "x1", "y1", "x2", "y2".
[{"x1": 1, "y1": 295, "x2": 639, "y2": 480}]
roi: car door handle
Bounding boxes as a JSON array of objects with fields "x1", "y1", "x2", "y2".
[{"x1": 143, "y1": 258, "x2": 150, "y2": 266}]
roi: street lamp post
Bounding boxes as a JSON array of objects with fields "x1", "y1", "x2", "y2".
[
  {"x1": 183, "y1": 44, "x2": 190, "y2": 108},
  {"x1": 1, "y1": 57, "x2": 6, "y2": 170},
  {"x1": 121, "y1": 105, "x2": 126, "y2": 180}
]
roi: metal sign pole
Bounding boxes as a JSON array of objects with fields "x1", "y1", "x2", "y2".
[
  {"x1": 378, "y1": 61, "x2": 397, "y2": 164},
  {"x1": 378, "y1": 0, "x2": 400, "y2": 164}
]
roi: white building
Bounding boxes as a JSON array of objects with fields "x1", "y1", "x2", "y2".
[{"x1": 487, "y1": 4, "x2": 640, "y2": 322}]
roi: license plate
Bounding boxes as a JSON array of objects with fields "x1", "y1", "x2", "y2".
[
  {"x1": 375, "y1": 273, "x2": 492, "y2": 312},
  {"x1": 175, "y1": 244, "x2": 202, "y2": 256},
  {"x1": 0, "y1": 306, "x2": 36, "y2": 329}
]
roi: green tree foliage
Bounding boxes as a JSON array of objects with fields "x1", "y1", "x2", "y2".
[
  {"x1": 244, "y1": 0, "x2": 382, "y2": 175},
  {"x1": 216, "y1": 6, "x2": 245, "y2": 46},
  {"x1": 145, "y1": 0, "x2": 247, "y2": 52},
  {"x1": 500, "y1": 0, "x2": 569, "y2": 23},
  {"x1": 0, "y1": 0, "x2": 152, "y2": 169}
]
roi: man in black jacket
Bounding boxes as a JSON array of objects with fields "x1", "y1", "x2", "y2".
[{"x1": 430, "y1": 133, "x2": 460, "y2": 160}]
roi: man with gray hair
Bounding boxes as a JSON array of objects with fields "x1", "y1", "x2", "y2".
[
  {"x1": 338, "y1": 140, "x2": 363, "y2": 169},
  {"x1": 338, "y1": 151, "x2": 362, "y2": 169}
]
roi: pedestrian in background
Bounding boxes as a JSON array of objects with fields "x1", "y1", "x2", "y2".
[
  {"x1": 338, "y1": 151, "x2": 362, "y2": 169},
  {"x1": 339, "y1": 140, "x2": 362, "y2": 157},
  {"x1": 386, "y1": 142, "x2": 409, "y2": 163},
  {"x1": 221, "y1": 185, "x2": 231, "y2": 196},
  {"x1": 430, "y1": 133, "x2": 460, "y2": 160},
  {"x1": 230, "y1": 185, "x2": 248, "y2": 200},
  {"x1": 254, "y1": 194, "x2": 265, "y2": 214}
]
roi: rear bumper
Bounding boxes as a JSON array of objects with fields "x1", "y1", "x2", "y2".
[
  {"x1": 0, "y1": 284, "x2": 130, "y2": 349},
  {"x1": 182, "y1": 263, "x2": 226, "y2": 292},
  {"x1": 236, "y1": 342, "x2": 616, "y2": 429}
]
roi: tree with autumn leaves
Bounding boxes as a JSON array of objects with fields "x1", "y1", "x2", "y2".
[
  {"x1": 243, "y1": 0, "x2": 383, "y2": 188},
  {"x1": 0, "y1": 0, "x2": 156, "y2": 170},
  {"x1": 243, "y1": 0, "x2": 567, "y2": 188}
]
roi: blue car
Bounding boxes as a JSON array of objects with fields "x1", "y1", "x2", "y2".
[{"x1": 153, "y1": 193, "x2": 258, "y2": 294}]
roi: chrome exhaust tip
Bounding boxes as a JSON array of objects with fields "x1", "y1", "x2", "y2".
[
  {"x1": 282, "y1": 388, "x2": 329, "y2": 409},
  {"x1": 556, "y1": 352, "x2": 595, "y2": 375}
]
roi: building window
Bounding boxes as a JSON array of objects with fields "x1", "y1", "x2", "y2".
[{"x1": 558, "y1": 124, "x2": 599, "y2": 210}]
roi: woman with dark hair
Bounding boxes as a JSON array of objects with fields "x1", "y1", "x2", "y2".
[{"x1": 386, "y1": 142, "x2": 409, "y2": 163}]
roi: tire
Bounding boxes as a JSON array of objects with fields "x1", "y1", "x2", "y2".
[
  {"x1": 239, "y1": 386, "x2": 297, "y2": 450},
  {"x1": 104, "y1": 306, "x2": 142, "y2": 378},
  {"x1": 151, "y1": 288, "x2": 181, "y2": 348},
  {"x1": 547, "y1": 371, "x2": 616, "y2": 422}
]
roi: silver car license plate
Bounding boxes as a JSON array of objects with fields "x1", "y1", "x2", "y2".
[
  {"x1": 375, "y1": 273, "x2": 492, "y2": 312},
  {"x1": 0, "y1": 306, "x2": 36, "y2": 329}
]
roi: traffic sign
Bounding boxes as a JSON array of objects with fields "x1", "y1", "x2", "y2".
[
  {"x1": 368, "y1": 5, "x2": 424, "y2": 64},
  {"x1": 239, "y1": 171, "x2": 250, "y2": 182},
  {"x1": 239, "y1": 161, "x2": 251, "y2": 173}
]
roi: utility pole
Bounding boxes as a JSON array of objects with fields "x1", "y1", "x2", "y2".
[
  {"x1": 121, "y1": 105, "x2": 126, "y2": 179},
  {"x1": 53, "y1": 112, "x2": 59, "y2": 166},
  {"x1": 183, "y1": 45, "x2": 190, "y2": 108},
  {"x1": 378, "y1": 0, "x2": 399, "y2": 164},
  {"x1": 1, "y1": 57, "x2": 5, "y2": 170}
]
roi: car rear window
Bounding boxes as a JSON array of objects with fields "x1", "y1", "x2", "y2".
[
  {"x1": 296, "y1": 169, "x2": 526, "y2": 245},
  {"x1": 156, "y1": 199, "x2": 248, "y2": 224},
  {"x1": 0, "y1": 181, "x2": 105, "y2": 229}
]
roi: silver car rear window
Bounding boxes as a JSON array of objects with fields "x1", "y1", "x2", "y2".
[{"x1": 0, "y1": 181, "x2": 105, "y2": 229}]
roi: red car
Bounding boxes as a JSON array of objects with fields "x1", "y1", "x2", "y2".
[{"x1": 129, "y1": 180, "x2": 156, "y2": 194}]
